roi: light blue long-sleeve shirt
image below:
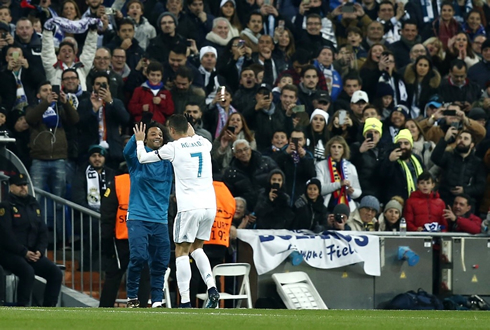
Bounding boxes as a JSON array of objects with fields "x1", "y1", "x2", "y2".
[{"x1": 123, "y1": 135, "x2": 173, "y2": 223}]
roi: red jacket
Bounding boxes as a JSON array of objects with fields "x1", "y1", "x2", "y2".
[
  {"x1": 452, "y1": 214, "x2": 482, "y2": 234},
  {"x1": 128, "y1": 85, "x2": 174, "y2": 124},
  {"x1": 404, "y1": 190, "x2": 448, "y2": 232}
]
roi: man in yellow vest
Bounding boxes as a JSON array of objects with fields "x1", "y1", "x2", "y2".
[{"x1": 98, "y1": 173, "x2": 151, "y2": 307}]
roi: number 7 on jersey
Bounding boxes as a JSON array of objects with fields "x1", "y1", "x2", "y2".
[{"x1": 190, "y1": 152, "x2": 203, "y2": 177}]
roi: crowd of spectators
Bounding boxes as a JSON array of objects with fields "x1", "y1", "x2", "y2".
[{"x1": 2, "y1": 0, "x2": 490, "y2": 237}]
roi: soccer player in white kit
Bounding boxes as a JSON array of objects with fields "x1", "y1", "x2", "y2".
[{"x1": 134, "y1": 115, "x2": 220, "y2": 308}]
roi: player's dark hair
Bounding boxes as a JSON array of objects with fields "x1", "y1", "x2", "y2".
[{"x1": 167, "y1": 114, "x2": 189, "y2": 134}]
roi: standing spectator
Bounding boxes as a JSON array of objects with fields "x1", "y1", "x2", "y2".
[
  {"x1": 186, "y1": 0, "x2": 214, "y2": 47},
  {"x1": 431, "y1": 129, "x2": 486, "y2": 206},
  {"x1": 6, "y1": 109, "x2": 30, "y2": 168},
  {"x1": 404, "y1": 55, "x2": 441, "y2": 119},
  {"x1": 211, "y1": 112, "x2": 256, "y2": 173},
  {"x1": 313, "y1": 45, "x2": 342, "y2": 102},
  {"x1": 147, "y1": 12, "x2": 186, "y2": 64},
  {"x1": 431, "y1": 2, "x2": 460, "y2": 50},
  {"x1": 218, "y1": 0, "x2": 241, "y2": 37},
  {"x1": 297, "y1": 65, "x2": 322, "y2": 115},
  {"x1": 184, "y1": 102, "x2": 212, "y2": 142},
  {"x1": 14, "y1": 18, "x2": 43, "y2": 73},
  {"x1": 380, "y1": 129, "x2": 425, "y2": 203},
  {"x1": 42, "y1": 24, "x2": 97, "y2": 90},
  {"x1": 86, "y1": 47, "x2": 125, "y2": 101},
  {"x1": 126, "y1": 0, "x2": 156, "y2": 51},
  {"x1": 350, "y1": 117, "x2": 386, "y2": 199},
  {"x1": 405, "y1": 119, "x2": 437, "y2": 172},
  {"x1": 254, "y1": 169, "x2": 295, "y2": 229},
  {"x1": 316, "y1": 135, "x2": 362, "y2": 213},
  {"x1": 170, "y1": 66, "x2": 206, "y2": 115},
  {"x1": 443, "y1": 32, "x2": 479, "y2": 75},
  {"x1": 389, "y1": 20, "x2": 421, "y2": 70},
  {"x1": 204, "y1": 85, "x2": 236, "y2": 139},
  {"x1": 378, "y1": 197, "x2": 403, "y2": 231},
  {"x1": 0, "y1": 173, "x2": 62, "y2": 307},
  {"x1": 128, "y1": 62, "x2": 174, "y2": 125},
  {"x1": 106, "y1": 18, "x2": 144, "y2": 71},
  {"x1": 223, "y1": 139, "x2": 278, "y2": 211},
  {"x1": 438, "y1": 59, "x2": 482, "y2": 107},
  {"x1": 110, "y1": 48, "x2": 131, "y2": 81},
  {"x1": 272, "y1": 129, "x2": 316, "y2": 204},
  {"x1": 292, "y1": 178, "x2": 328, "y2": 232},
  {"x1": 376, "y1": 1, "x2": 406, "y2": 44},
  {"x1": 0, "y1": 46, "x2": 44, "y2": 111},
  {"x1": 243, "y1": 82, "x2": 285, "y2": 151},
  {"x1": 198, "y1": 46, "x2": 226, "y2": 105},
  {"x1": 77, "y1": 72, "x2": 130, "y2": 168},
  {"x1": 304, "y1": 109, "x2": 330, "y2": 163},
  {"x1": 240, "y1": 11, "x2": 263, "y2": 53},
  {"x1": 468, "y1": 39, "x2": 490, "y2": 89},
  {"x1": 404, "y1": 171, "x2": 448, "y2": 232}
]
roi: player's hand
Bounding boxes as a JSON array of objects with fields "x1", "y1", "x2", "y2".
[{"x1": 133, "y1": 122, "x2": 146, "y2": 141}]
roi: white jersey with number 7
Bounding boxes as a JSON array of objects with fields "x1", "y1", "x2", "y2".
[{"x1": 136, "y1": 135, "x2": 216, "y2": 212}]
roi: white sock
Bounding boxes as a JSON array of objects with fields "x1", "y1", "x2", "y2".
[
  {"x1": 176, "y1": 256, "x2": 191, "y2": 303},
  {"x1": 191, "y1": 248, "x2": 216, "y2": 290},
  {"x1": 151, "y1": 301, "x2": 162, "y2": 308}
]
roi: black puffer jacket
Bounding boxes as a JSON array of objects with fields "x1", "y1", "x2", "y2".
[
  {"x1": 431, "y1": 138, "x2": 486, "y2": 204},
  {"x1": 223, "y1": 150, "x2": 278, "y2": 211},
  {"x1": 350, "y1": 142, "x2": 386, "y2": 199},
  {"x1": 254, "y1": 169, "x2": 295, "y2": 230},
  {"x1": 292, "y1": 194, "x2": 328, "y2": 232}
]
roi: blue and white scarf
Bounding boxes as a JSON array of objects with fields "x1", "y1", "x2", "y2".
[
  {"x1": 42, "y1": 102, "x2": 60, "y2": 129},
  {"x1": 44, "y1": 17, "x2": 103, "y2": 33}
]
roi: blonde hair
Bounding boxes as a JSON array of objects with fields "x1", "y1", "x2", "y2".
[{"x1": 423, "y1": 37, "x2": 444, "y2": 59}]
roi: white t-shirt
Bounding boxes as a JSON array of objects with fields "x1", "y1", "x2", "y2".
[{"x1": 137, "y1": 135, "x2": 216, "y2": 212}]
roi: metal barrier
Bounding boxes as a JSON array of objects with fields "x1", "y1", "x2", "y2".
[{"x1": 34, "y1": 187, "x2": 102, "y2": 299}]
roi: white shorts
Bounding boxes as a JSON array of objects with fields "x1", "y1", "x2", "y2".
[{"x1": 173, "y1": 208, "x2": 216, "y2": 244}]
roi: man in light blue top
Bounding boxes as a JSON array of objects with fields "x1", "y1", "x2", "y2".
[{"x1": 124, "y1": 122, "x2": 173, "y2": 308}]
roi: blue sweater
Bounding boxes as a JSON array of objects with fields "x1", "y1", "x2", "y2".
[{"x1": 123, "y1": 135, "x2": 173, "y2": 223}]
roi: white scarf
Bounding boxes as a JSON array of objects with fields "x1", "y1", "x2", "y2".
[
  {"x1": 205, "y1": 31, "x2": 232, "y2": 46},
  {"x1": 86, "y1": 165, "x2": 105, "y2": 211},
  {"x1": 241, "y1": 28, "x2": 260, "y2": 45}
]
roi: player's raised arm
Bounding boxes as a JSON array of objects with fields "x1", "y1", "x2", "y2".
[{"x1": 134, "y1": 122, "x2": 161, "y2": 163}]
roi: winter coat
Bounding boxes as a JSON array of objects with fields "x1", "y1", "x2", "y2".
[
  {"x1": 350, "y1": 142, "x2": 386, "y2": 199},
  {"x1": 419, "y1": 117, "x2": 487, "y2": 145},
  {"x1": 243, "y1": 103, "x2": 286, "y2": 152},
  {"x1": 438, "y1": 76, "x2": 482, "y2": 106},
  {"x1": 292, "y1": 194, "x2": 328, "y2": 232},
  {"x1": 128, "y1": 83, "x2": 174, "y2": 124},
  {"x1": 403, "y1": 190, "x2": 448, "y2": 232},
  {"x1": 271, "y1": 149, "x2": 317, "y2": 204},
  {"x1": 403, "y1": 63, "x2": 441, "y2": 118},
  {"x1": 315, "y1": 158, "x2": 362, "y2": 212},
  {"x1": 467, "y1": 59, "x2": 490, "y2": 90},
  {"x1": 222, "y1": 150, "x2": 278, "y2": 211},
  {"x1": 25, "y1": 99, "x2": 79, "y2": 160},
  {"x1": 42, "y1": 30, "x2": 97, "y2": 91},
  {"x1": 379, "y1": 152, "x2": 425, "y2": 204},
  {"x1": 430, "y1": 138, "x2": 486, "y2": 205},
  {"x1": 448, "y1": 213, "x2": 482, "y2": 234},
  {"x1": 254, "y1": 169, "x2": 295, "y2": 229}
]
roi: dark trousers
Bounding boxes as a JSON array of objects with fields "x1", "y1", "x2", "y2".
[
  {"x1": 0, "y1": 253, "x2": 62, "y2": 307},
  {"x1": 99, "y1": 240, "x2": 151, "y2": 307},
  {"x1": 126, "y1": 220, "x2": 170, "y2": 304}
]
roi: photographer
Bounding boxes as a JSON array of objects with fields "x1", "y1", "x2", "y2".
[
  {"x1": 254, "y1": 169, "x2": 295, "y2": 230},
  {"x1": 326, "y1": 203, "x2": 351, "y2": 231},
  {"x1": 420, "y1": 102, "x2": 486, "y2": 144},
  {"x1": 431, "y1": 129, "x2": 486, "y2": 206},
  {"x1": 272, "y1": 129, "x2": 316, "y2": 204},
  {"x1": 77, "y1": 72, "x2": 129, "y2": 169}
]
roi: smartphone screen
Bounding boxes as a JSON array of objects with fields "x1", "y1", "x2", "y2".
[
  {"x1": 338, "y1": 110, "x2": 347, "y2": 125},
  {"x1": 228, "y1": 126, "x2": 235, "y2": 134}
]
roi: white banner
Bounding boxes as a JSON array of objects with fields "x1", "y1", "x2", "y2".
[{"x1": 237, "y1": 229, "x2": 380, "y2": 276}]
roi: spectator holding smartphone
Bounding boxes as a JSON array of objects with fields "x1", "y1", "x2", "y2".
[
  {"x1": 350, "y1": 117, "x2": 386, "y2": 199},
  {"x1": 254, "y1": 169, "x2": 295, "y2": 229}
]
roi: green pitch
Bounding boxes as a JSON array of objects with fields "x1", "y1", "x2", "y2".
[{"x1": 1, "y1": 308, "x2": 490, "y2": 329}]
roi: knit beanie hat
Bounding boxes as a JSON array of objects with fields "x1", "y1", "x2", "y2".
[
  {"x1": 333, "y1": 203, "x2": 350, "y2": 218},
  {"x1": 359, "y1": 195, "x2": 380, "y2": 213},
  {"x1": 363, "y1": 117, "x2": 383, "y2": 137},
  {"x1": 157, "y1": 12, "x2": 178, "y2": 28},
  {"x1": 200, "y1": 46, "x2": 218, "y2": 61},
  {"x1": 384, "y1": 199, "x2": 403, "y2": 214},
  {"x1": 376, "y1": 82, "x2": 394, "y2": 98},
  {"x1": 310, "y1": 109, "x2": 329, "y2": 123},
  {"x1": 305, "y1": 177, "x2": 321, "y2": 193},
  {"x1": 394, "y1": 129, "x2": 414, "y2": 147}
]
